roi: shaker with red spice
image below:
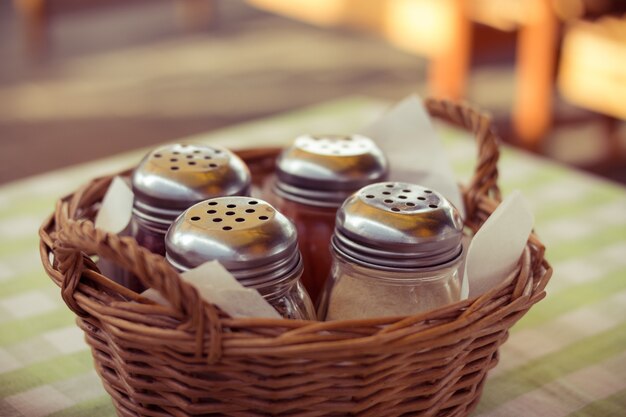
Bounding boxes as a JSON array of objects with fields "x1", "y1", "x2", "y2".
[{"x1": 266, "y1": 134, "x2": 388, "y2": 302}]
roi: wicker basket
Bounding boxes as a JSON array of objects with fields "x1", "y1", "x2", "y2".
[{"x1": 39, "y1": 98, "x2": 552, "y2": 417}]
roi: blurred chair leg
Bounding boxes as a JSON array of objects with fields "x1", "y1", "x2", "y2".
[
  {"x1": 427, "y1": 0, "x2": 472, "y2": 100},
  {"x1": 13, "y1": 0, "x2": 47, "y2": 59},
  {"x1": 512, "y1": 0, "x2": 558, "y2": 150},
  {"x1": 602, "y1": 115, "x2": 624, "y2": 163},
  {"x1": 177, "y1": 0, "x2": 217, "y2": 30}
]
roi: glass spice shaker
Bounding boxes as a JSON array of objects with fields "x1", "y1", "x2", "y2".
[
  {"x1": 318, "y1": 182, "x2": 464, "y2": 320},
  {"x1": 165, "y1": 196, "x2": 316, "y2": 320},
  {"x1": 104, "y1": 143, "x2": 251, "y2": 292},
  {"x1": 266, "y1": 134, "x2": 388, "y2": 303}
]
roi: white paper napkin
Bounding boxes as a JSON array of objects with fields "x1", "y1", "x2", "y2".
[
  {"x1": 94, "y1": 176, "x2": 134, "y2": 234},
  {"x1": 462, "y1": 190, "x2": 534, "y2": 299},
  {"x1": 142, "y1": 261, "x2": 281, "y2": 319}
]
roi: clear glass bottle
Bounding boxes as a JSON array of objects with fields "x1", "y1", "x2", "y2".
[
  {"x1": 165, "y1": 197, "x2": 316, "y2": 320},
  {"x1": 318, "y1": 182, "x2": 464, "y2": 320},
  {"x1": 102, "y1": 143, "x2": 251, "y2": 292},
  {"x1": 266, "y1": 134, "x2": 388, "y2": 304}
]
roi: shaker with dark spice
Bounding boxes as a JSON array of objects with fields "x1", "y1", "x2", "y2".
[{"x1": 102, "y1": 143, "x2": 251, "y2": 292}]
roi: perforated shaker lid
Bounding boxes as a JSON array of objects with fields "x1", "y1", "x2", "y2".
[
  {"x1": 165, "y1": 197, "x2": 302, "y2": 286},
  {"x1": 333, "y1": 182, "x2": 464, "y2": 270},
  {"x1": 132, "y1": 143, "x2": 251, "y2": 223},
  {"x1": 274, "y1": 134, "x2": 388, "y2": 207}
]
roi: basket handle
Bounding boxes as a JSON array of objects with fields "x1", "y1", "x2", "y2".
[
  {"x1": 50, "y1": 185, "x2": 223, "y2": 363},
  {"x1": 424, "y1": 98, "x2": 502, "y2": 221}
]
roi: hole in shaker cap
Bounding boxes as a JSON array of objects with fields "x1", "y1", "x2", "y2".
[
  {"x1": 425, "y1": 190, "x2": 433, "y2": 193},
  {"x1": 227, "y1": 204, "x2": 236, "y2": 208},
  {"x1": 249, "y1": 201, "x2": 258, "y2": 205},
  {"x1": 186, "y1": 155, "x2": 193, "y2": 159},
  {"x1": 391, "y1": 207, "x2": 400, "y2": 212},
  {"x1": 365, "y1": 194, "x2": 374, "y2": 199},
  {"x1": 259, "y1": 216, "x2": 268, "y2": 220},
  {"x1": 235, "y1": 218, "x2": 245, "y2": 222},
  {"x1": 188, "y1": 161, "x2": 196, "y2": 165},
  {"x1": 225, "y1": 211, "x2": 235, "y2": 216},
  {"x1": 418, "y1": 197, "x2": 426, "y2": 201},
  {"x1": 207, "y1": 209, "x2": 216, "y2": 214},
  {"x1": 398, "y1": 195, "x2": 407, "y2": 199},
  {"x1": 213, "y1": 218, "x2": 223, "y2": 223},
  {"x1": 214, "y1": 149, "x2": 222, "y2": 154},
  {"x1": 245, "y1": 209, "x2": 255, "y2": 213},
  {"x1": 429, "y1": 204, "x2": 438, "y2": 209},
  {"x1": 208, "y1": 201, "x2": 218, "y2": 206},
  {"x1": 223, "y1": 226, "x2": 232, "y2": 231},
  {"x1": 173, "y1": 151, "x2": 180, "y2": 155},
  {"x1": 384, "y1": 199, "x2": 393, "y2": 203},
  {"x1": 406, "y1": 202, "x2": 415, "y2": 207},
  {"x1": 382, "y1": 191, "x2": 391, "y2": 195},
  {"x1": 194, "y1": 150, "x2": 201, "y2": 154},
  {"x1": 154, "y1": 153, "x2": 162, "y2": 158},
  {"x1": 385, "y1": 184, "x2": 393, "y2": 188},
  {"x1": 171, "y1": 166, "x2": 179, "y2": 170},
  {"x1": 190, "y1": 216, "x2": 201, "y2": 221},
  {"x1": 209, "y1": 163, "x2": 217, "y2": 168},
  {"x1": 402, "y1": 189, "x2": 411, "y2": 193},
  {"x1": 204, "y1": 156, "x2": 212, "y2": 160},
  {"x1": 170, "y1": 158, "x2": 178, "y2": 162}
]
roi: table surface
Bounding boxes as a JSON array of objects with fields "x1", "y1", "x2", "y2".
[{"x1": 0, "y1": 97, "x2": 625, "y2": 417}]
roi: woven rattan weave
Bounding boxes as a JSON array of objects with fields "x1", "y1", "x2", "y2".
[{"x1": 39, "y1": 98, "x2": 552, "y2": 417}]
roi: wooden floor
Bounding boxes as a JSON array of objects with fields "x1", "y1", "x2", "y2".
[{"x1": 1, "y1": 0, "x2": 625, "y2": 185}]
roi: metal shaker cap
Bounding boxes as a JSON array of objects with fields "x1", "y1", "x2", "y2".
[
  {"x1": 165, "y1": 197, "x2": 302, "y2": 286},
  {"x1": 333, "y1": 182, "x2": 464, "y2": 271},
  {"x1": 274, "y1": 134, "x2": 388, "y2": 207},
  {"x1": 132, "y1": 143, "x2": 251, "y2": 223}
]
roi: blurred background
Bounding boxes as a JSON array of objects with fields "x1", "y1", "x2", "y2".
[{"x1": 1, "y1": 0, "x2": 625, "y2": 185}]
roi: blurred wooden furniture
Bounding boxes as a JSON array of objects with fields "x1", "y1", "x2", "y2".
[
  {"x1": 559, "y1": 15, "x2": 626, "y2": 120},
  {"x1": 248, "y1": 0, "x2": 625, "y2": 152},
  {"x1": 466, "y1": 0, "x2": 560, "y2": 149},
  {"x1": 248, "y1": 0, "x2": 560, "y2": 149},
  {"x1": 248, "y1": 0, "x2": 473, "y2": 101},
  {"x1": 558, "y1": 14, "x2": 626, "y2": 158},
  {"x1": 13, "y1": 0, "x2": 47, "y2": 57}
]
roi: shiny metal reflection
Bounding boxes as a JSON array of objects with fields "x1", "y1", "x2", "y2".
[
  {"x1": 132, "y1": 143, "x2": 251, "y2": 224},
  {"x1": 274, "y1": 134, "x2": 388, "y2": 207},
  {"x1": 165, "y1": 197, "x2": 302, "y2": 287},
  {"x1": 333, "y1": 182, "x2": 464, "y2": 271}
]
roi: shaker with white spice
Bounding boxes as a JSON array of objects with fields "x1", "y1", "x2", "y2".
[
  {"x1": 102, "y1": 143, "x2": 251, "y2": 292},
  {"x1": 165, "y1": 197, "x2": 316, "y2": 320},
  {"x1": 267, "y1": 134, "x2": 388, "y2": 303},
  {"x1": 318, "y1": 182, "x2": 464, "y2": 320}
]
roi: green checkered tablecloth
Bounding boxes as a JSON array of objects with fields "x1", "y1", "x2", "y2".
[{"x1": 1, "y1": 97, "x2": 625, "y2": 417}]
